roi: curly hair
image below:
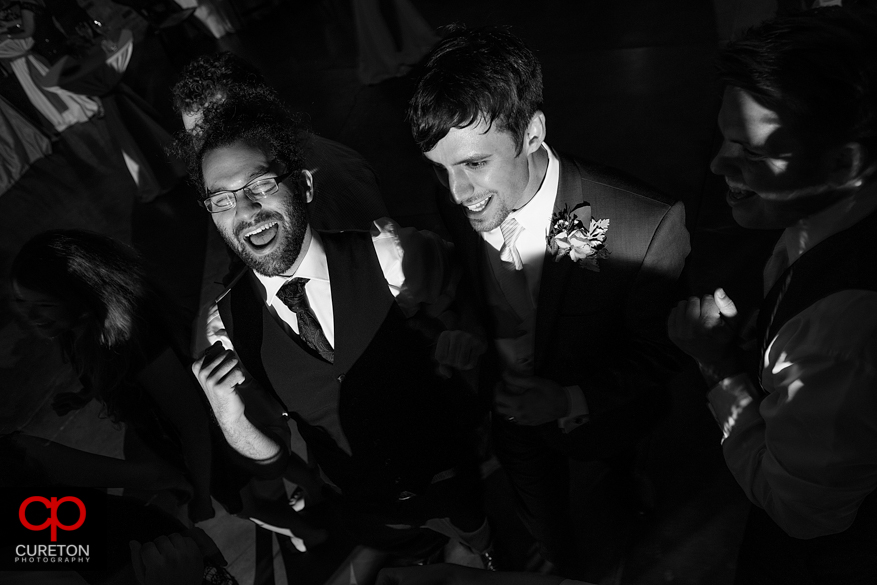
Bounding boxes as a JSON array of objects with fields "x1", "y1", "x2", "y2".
[
  {"x1": 407, "y1": 25, "x2": 543, "y2": 155},
  {"x1": 717, "y1": 6, "x2": 877, "y2": 160},
  {"x1": 177, "y1": 94, "x2": 308, "y2": 200},
  {"x1": 11, "y1": 230, "x2": 186, "y2": 421},
  {"x1": 171, "y1": 51, "x2": 271, "y2": 116}
]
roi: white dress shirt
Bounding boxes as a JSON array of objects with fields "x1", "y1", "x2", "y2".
[
  {"x1": 199, "y1": 217, "x2": 457, "y2": 455},
  {"x1": 481, "y1": 144, "x2": 589, "y2": 429},
  {"x1": 707, "y1": 192, "x2": 877, "y2": 538}
]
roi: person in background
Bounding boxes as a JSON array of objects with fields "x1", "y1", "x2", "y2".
[
  {"x1": 10, "y1": 229, "x2": 219, "y2": 524},
  {"x1": 668, "y1": 6, "x2": 877, "y2": 584},
  {"x1": 407, "y1": 26, "x2": 690, "y2": 574}
]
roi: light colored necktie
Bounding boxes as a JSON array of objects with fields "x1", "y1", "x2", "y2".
[{"x1": 499, "y1": 217, "x2": 524, "y2": 271}]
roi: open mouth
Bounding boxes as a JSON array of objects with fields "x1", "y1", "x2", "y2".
[
  {"x1": 727, "y1": 185, "x2": 756, "y2": 204},
  {"x1": 244, "y1": 222, "x2": 279, "y2": 251},
  {"x1": 464, "y1": 195, "x2": 492, "y2": 214}
]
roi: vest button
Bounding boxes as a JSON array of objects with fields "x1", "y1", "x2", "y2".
[{"x1": 337, "y1": 373, "x2": 345, "y2": 383}]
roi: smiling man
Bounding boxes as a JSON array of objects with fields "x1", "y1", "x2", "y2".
[
  {"x1": 408, "y1": 27, "x2": 690, "y2": 572},
  {"x1": 186, "y1": 95, "x2": 492, "y2": 559},
  {"x1": 668, "y1": 7, "x2": 877, "y2": 584}
]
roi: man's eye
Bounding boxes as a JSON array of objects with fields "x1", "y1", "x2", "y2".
[
  {"x1": 742, "y1": 148, "x2": 766, "y2": 160},
  {"x1": 466, "y1": 161, "x2": 486, "y2": 169}
]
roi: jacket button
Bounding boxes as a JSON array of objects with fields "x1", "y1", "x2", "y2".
[{"x1": 337, "y1": 373, "x2": 345, "y2": 383}]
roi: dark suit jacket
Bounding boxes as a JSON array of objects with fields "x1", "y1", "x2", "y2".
[{"x1": 441, "y1": 152, "x2": 690, "y2": 456}]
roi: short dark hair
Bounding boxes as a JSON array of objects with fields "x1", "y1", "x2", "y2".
[
  {"x1": 180, "y1": 95, "x2": 307, "y2": 199},
  {"x1": 171, "y1": 51, "x2": 270, "y2": 115},
  {"x1": 717, "y1": 6, "x2": 877, "y2": 158},
  {"x1": 407, "y1": 26, "x2": 543, "y2": 154}
]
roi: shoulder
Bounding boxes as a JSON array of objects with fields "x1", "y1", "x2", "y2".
[{"x1": 559, "y1": 152, "x2": 676, "y2": 213}]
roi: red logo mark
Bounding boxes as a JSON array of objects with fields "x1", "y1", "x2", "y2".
[{"x1": 19, "y1": 496, "x2": 86, "y2": 542}]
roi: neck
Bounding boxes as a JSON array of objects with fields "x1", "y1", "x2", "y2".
[{"x1": 514, "y1": 144, "x2": 549, "y2": 211}]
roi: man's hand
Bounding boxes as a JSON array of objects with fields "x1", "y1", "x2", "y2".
[
  {"x1": 130, "y1": 534, "x2": 204, "y2": 585},
  {"x1": 192, "y1": 341, "x2": 247, "y2": 422},
  {"x1": 494, "y1": 373, "x2": 569, "y2": 426},
  {"x1": 434, "y1": 330, "x2": 488, "y2": 378},
  {"x1": 668, "y1": 288, "x2": 743, "y2": 382}
]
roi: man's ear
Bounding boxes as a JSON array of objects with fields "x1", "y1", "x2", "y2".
[
  {"x1": 301, "y1": 170, "x2": 315, "y2": 203},
  {"x1": 828, "y1": 142, "x2": 867, "y2": 188},
  {"x1": 523, "y1": 110, "x2": 547, "y2": 156}
]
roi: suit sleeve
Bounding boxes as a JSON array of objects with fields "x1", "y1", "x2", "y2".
[{"x1": 580, "y1": 200, "x2": 690, "y2": 418}]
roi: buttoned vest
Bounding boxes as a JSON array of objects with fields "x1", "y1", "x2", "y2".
[{"x1": 218, "y1": 230, "x2": 477, "y2": 504}]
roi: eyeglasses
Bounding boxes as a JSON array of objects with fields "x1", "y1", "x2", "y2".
[{"x1": 200, "y1": 171, "x2": 293, "y2": 213}]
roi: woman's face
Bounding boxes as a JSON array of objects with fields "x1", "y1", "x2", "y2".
[{"x1": 11, "y1": 280, "x2": 86, "y2": 339}]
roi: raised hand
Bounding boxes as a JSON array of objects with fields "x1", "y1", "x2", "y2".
[
  {"x1": 191, "y1": 341, "x2": 247, "y2": 423},
  {"x1": 668, "y1": 288, "x2": 743, "y2": 382}
]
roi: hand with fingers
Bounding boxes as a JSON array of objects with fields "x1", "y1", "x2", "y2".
[
  {"x1": 130, "y1": 533, "x2": 204, "y2": 585},
  {"x1": 667, "y1": 288, "x2": 744, "y2": 383},
  {"x1": 434, "y1": 329, "x2": 488, "y2": 378},
  {"x1": 494, "y1": 373, "x2": 569, "y2": 426},
  {"x1": 191, "y1": 340, "x2": 248, "y2": 423}
]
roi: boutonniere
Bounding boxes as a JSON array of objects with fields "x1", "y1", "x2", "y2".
[{"x1": 546, "y1": 201, "x2": 610, "y2": 271}]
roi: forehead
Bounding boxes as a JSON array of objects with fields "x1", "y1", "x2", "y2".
[
  {"x1": 424, "y1": 118, "x2": 517, "y2": 163},
  {"x1": 202, "y1": 141, "x2": 271, "y2": 191}
]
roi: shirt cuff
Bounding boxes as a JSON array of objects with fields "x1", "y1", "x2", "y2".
[
  {"x1": 557, "y1": 384, "x2": 589, "y2": 433},
  {"x1": 706, "y1": 373, "x2": 756, "y2": 442}
]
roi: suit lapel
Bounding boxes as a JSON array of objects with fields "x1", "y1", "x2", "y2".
[{"x1": 535, "y1": 154, "x2": 584, "y2": 370}]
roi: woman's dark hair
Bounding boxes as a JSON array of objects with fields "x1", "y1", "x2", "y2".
[
  {"x1": 407, "y1": 25, "x2": 543, "y2": 155},
  {"x1": 716, "y1": 6, "x2": 877, "y2": 158},
  {"x1": 11, "y1": 230, "x2": 185, "y2": 421}
]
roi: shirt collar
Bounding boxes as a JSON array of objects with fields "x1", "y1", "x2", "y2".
[
  {"x1": 254, "y1": 229, "x2": 330, "y2": 303},
  {"x1": 510, "y1": 143, "x2": 559, "y2": 232}
]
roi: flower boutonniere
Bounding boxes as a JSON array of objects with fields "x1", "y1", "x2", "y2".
[{"x1": 546, "y1": 202, "x2": 610, "y2": 271}]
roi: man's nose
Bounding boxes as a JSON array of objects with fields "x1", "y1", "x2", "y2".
[
  {"x1": 710, "y1": 140, "x2": 737, "y2": 176},
  {"x1": 235, "y1": 190, "x2": 262, "y2": 218},
  {"x1": 448, "y1": 169, "x2": 474, "y2": 203}
]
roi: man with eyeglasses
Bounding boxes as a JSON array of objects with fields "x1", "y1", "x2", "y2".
[{"x1": 186, "y1": 94, "x2": 494, "y2": 561}]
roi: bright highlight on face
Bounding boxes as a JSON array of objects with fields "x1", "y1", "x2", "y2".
[
  {"x1": 424, "y1": 115, "x2": 545, "y2": 232},
  {"x1": 710, "y1": 87, "x2": 844, "y2": 229}
]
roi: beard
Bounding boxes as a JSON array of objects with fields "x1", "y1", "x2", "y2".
[{"x1": 222, "y1": 190, "x2": 309, "y2": 277}]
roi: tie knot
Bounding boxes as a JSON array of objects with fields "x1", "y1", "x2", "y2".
[
  {"x1": 500, "y1": 217, "x2": 523, "y2": 247},
  {"x1": 499, "y1": 216, "x2": 524, "y2": 270},
  {"x1": 277, "y1": 277, "x2": 310, "y2": 312}
]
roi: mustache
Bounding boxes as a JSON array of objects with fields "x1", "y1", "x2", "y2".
[{"x1": 233, "y1": 210, "x2": 283, "y2": 239}]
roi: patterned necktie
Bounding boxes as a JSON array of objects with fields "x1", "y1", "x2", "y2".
[
  {"x1": 499, "y1": 217, "x2": 524, "y2": 271},
  {"x1": 276, "y1": 277, "x2": 335, "y2": 363}
]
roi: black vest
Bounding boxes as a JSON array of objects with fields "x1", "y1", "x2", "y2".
[
  {"x1": 219, "y1": 231, "x2": 477, "y2": 504},
  {"x1": 756, "y1": 209, "x2": 877, "y2": 536}
]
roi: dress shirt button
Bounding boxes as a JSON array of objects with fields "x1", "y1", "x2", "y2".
[
  {"x1": 281, "y1": 412, "x2": 289, "y2": 420},
  {"x1": 337, "y1": 373, "x2": 345, "y2": 383}
]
